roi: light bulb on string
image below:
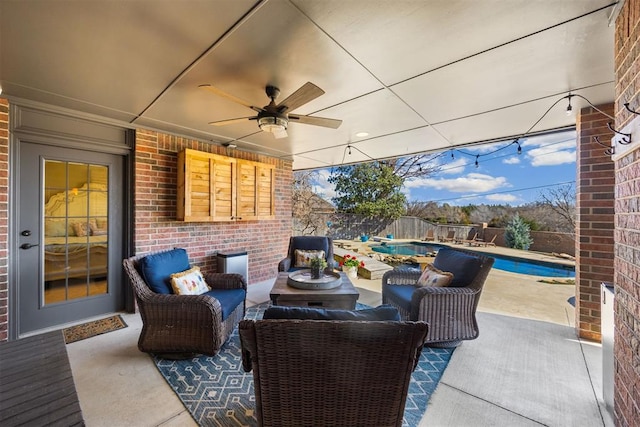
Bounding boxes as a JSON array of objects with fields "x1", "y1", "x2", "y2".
[
  {"x1": 475, "y1": 155, "x2": 479, "y2": 168},
  {"x1": 566, "y1": 94, "x2": 573, "y2": 116}
]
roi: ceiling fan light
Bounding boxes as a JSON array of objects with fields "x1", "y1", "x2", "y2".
[{"x1": 258, "y1": 116, "x2": 288, "y2": 133}]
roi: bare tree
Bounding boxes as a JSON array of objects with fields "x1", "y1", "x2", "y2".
[
  {"x1": 538, "y1": 184, "x2": 576, "y2": 233},
  {"x1": 292, "y1": 171, "x2": 331, "y2": 235},
  {"x1": 383, "y1": 155, "x2": 441, "y2": 180}
]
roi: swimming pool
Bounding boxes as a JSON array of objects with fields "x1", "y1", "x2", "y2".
[{"x1": 370, "y1": 242, "x2": 575, "y2": 278}]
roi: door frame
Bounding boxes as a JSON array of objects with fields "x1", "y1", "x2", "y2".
[{"x1": 8, "y1": 100, "x2": 135, "y2": 340}]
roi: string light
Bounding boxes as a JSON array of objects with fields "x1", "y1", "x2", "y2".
[
  {"x1": 338, "y1": 91, "x2": 598, "y2": 169},
  {"x1": 448, "y1": 92, "x2": 612, "y2": 166},
  {"x1": 566, "y1": 94, "x2": 573, "y2": 116}
]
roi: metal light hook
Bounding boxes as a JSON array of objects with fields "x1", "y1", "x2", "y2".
[
  {"x1": 606, "y1": 122, "x2": 631, "y2": 145},
  {"x1": 624, "y1": 102, "x2": 640, "y2": 116}
]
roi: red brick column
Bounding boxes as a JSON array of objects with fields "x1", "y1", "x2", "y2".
[
  {"x1": 0, "y1": 99, "x2": 8, "y2": 342},
  {"x1": 575, "y1": 103, "x2": 615, "y2": 342},
  {"x1": 613, "y1": 1, "x2": 640, "y2": 423}
]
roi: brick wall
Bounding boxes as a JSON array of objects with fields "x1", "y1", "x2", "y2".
[
  {"x1": 134, "y1": 129, "x2": 293, "y2": 284},
  {"x1": 0, "y1": 98, "x2": 8, "y2": 341},
  {"x1": 575, "y1": 103, "x2": 615, "y2": 342},
  {"x1": 614, "y1": 1, "x2": 640, "y2": 425}
]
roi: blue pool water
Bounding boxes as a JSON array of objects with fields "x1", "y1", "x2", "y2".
[{"x1": 370, "y1": 242, "x2": 575, "y2": 278}]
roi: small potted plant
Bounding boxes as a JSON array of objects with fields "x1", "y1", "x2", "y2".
[
  {"x1": 339, "y1": 254, "x2": 365, "y2": 279},
  {"x1": 309, "y1": 255, "x2": 328, "y2": 280}
]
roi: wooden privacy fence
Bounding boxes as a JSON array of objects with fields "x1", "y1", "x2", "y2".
[{"x1": 295, "y1": 214, "x2": 575, "y2": 256}]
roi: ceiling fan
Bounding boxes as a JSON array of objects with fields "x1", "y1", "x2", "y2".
[{"x1": 199, "y1": 82, "x2": 342, "y2": 139}]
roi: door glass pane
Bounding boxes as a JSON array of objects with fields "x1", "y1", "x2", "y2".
[{"x1": 44, "y1": 161, "x2": 109, "y2": 305}]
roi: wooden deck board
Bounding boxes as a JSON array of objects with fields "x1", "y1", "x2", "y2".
[{"x1": 0, "y1": 331, "x2": 84, "y2": 427}]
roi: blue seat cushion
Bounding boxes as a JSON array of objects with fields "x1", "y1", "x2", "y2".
[
  {"x1": 433, "y1": 248, "x2": 483, "y2": 288},
  {"x1": 204, "y1": 288, "x2": 246, "y2": 321},
  {"x1": 383, "y1": 284, "x2": 415, "y2": 313},
  {"x1": 263, "y1": 304, "x2": 401, "y2": 321},
  {"x1": 139, "y1": 248, "x2": 190, "y2": 294}
]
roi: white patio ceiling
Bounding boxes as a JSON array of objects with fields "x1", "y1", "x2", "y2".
[{"x1": 0, "y1": 0, "x2": 617, "y2": 170}]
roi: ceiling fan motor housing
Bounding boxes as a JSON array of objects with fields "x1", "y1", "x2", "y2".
[{"x1": 265, "y1": 85, "x2": 280, "y2": 101}]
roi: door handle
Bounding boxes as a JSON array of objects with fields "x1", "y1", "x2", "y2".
[{"x1": 20, "y1": 243, "x2": 39, "y2": 250}]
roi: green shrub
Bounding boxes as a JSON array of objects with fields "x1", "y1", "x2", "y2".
[{"x1": 504, "y1": 213, "x2": 534, "y2": 250}]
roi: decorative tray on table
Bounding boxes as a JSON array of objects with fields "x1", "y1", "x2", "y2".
[{"x1": 287, "y1": 270, "x2": 342, "y2": 290}]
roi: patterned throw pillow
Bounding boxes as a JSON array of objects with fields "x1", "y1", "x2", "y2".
[
  {"x1": 416, "y1": 264, "x2": 454, "y2": 287},
  {"x1": 170, "y1": 266, "x2": 211, "y2": 295},
  {"x1": 89, "y1": 218, "x2": 107, "y2": 236},
  {"x1": 294, "y1": 249, "x2": 325, "y2": 267},
  {"x1": 72, "y1": 222, "x2": 89, "y2": 237}
]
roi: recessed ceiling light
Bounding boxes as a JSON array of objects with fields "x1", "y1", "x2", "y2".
[{"x1": 355, "y1": 132, "x2": 369, "y2": 137}]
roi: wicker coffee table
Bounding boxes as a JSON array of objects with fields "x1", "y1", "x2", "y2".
[{"x1": 270, "y1": 271, "x2": 359, "y2": 309}]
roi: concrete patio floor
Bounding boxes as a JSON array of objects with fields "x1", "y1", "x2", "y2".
[{"x1": 66, "y1": 243, "x2": 615, "y2": 426}]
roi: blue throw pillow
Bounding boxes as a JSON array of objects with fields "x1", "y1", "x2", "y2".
[
  {"x1": 139, "y1": 248, "x2": 190, "y2": 294},
  {"x1": 433, "y1": 248, "x2": 483, "y2": 288},
  {"x1": 263, "y1": 304, "x2": 401, "y2": 321}
]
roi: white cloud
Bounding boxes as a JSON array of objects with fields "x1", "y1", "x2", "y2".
[
  {"x1": 310, "y1": 169, "x2": 337, "y2": 200},
  {"x1": 486, "y1": 193, "x2": 519, "y2": 202},
  {"x1": 406, "y1": 172, "x2": 509, "y2": 193},
  {"x1": 529, "y1": 150, "x2": 576, "y2": 166},
  {"x1": 438, "y1": 157, "x2": 467, "y2": 174},
  {"x1": 401, "y1": 186, "x2": 413, "y2": 199},
  {"x1": 520, "y1": 130, "x2": 577, "y2": 167},
  {"x1": 503, "y1": 157, "x2": 521, "y2": 165}
]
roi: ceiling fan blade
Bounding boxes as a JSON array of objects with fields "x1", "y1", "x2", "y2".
[
  {"x1": 199, "y1": 84, "x2": 263, "y2": 113},
  {"x1": 273, "y1": 129, "x2": 288, "y2": 139},
  {"x1": 208, "y1": 117, "x2": 255, "y2": 126},
  {"x1": 289, "y1": 114, "x2": 342, "y2": 129},
  {"x1": 276, "y1": 82, "x2": 324, "y2": 112}
]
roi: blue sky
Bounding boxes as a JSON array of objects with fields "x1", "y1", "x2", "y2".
[{"x1": 311, "y1": 129, "x2": 577, "y2": 207}]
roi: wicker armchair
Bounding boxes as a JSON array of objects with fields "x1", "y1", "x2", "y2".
[
  {"x1": 123, "y1": 249, "x2": 246, "y2": 356},
  {"x1": 278, "y1": 235, "x2": 334, "y2": 272},
  {"x1": 239, "y1": 319, "x2": 428, "y2": 427},
  {"x1": 382, "y1": 248, "x2": 494, "y2": 347}
]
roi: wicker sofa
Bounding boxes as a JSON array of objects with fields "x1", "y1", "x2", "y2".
[
  {"x1": 123, "y1": 248, "x2": 246, "y2": 356},
  {"x1": 382, "y1": 247, "x2": 494, "y2": 347},
  {"x1": 239, "y1": 310, "x2": 428, "y2": 427}
]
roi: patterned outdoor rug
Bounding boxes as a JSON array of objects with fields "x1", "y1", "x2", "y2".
[
  {"x1": 63, "y1": 315, "x2": 128, "y2": 344},
  {"x1": 153, "y1": 303, "x2": 454, "y2": 427}
]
